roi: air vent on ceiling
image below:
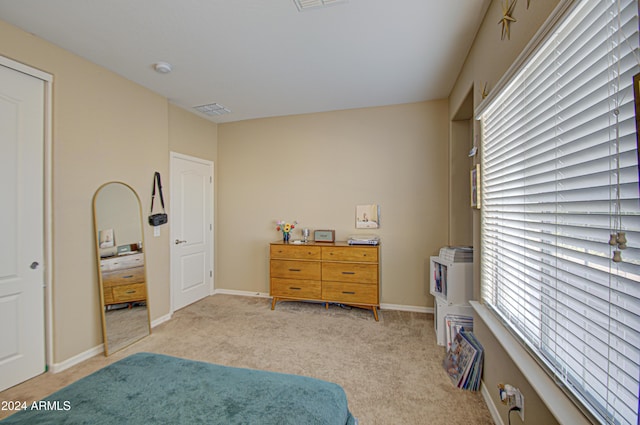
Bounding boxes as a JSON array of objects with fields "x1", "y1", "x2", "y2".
[
  {"x1": 193, "y1": 103, "x2": 232, "y2": 116},
  {"x1": 293, "y1": 0, "x2": 348, "y2": 12}
]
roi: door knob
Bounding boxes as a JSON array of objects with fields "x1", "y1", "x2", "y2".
[
  {"x1": 175, "y1": 239, "x2": 187, "y2": 245},
  {"x1": 30, "y1": 261, "x2": 40, "y2": 269}
]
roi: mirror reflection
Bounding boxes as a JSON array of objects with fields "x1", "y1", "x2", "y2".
[{"x1": 93, "y1": 182, "x2": 150, "y2": 355}]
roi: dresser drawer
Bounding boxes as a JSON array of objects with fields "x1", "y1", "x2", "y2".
[
  {"x1": 322, "y1": 282, "x2": 378, "y2": 305},
  {"x1": 270, "y1": 245, "x2": 321, "y2": 260},
  {"x1": 321, "y1": 262, "x2": 377, "y2": 284},
  {"x1": 270, "y1": 260, "x2": 321, "y2": 280},
  {"x1": 271, "y1": 278, "x2": 321, "y2": 299},
  {"x1": 112, "y1": 283, "x2": 147, "y2": 303},
  {"x1": 100, "y1": 253, "x2": 144, "y2": 272},
  {"x1": 322, "y1": 246, "x2": 378, "y2": 263},
  {"x1": 102, "y1": 266, "x2": 145, "y2": 287}
]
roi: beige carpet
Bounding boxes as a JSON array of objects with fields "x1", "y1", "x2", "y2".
[{"x1": 0, "y1": 295, "x2": 493, "y2": 424}]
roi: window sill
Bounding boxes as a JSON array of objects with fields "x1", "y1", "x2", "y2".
[{"x1": 470, "y1": 301, "x2": 591, "y2": 425}]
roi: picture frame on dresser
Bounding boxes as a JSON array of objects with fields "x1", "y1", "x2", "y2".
[{"x1": 313, "y1": 229, "x2": 335, "y2": 242}]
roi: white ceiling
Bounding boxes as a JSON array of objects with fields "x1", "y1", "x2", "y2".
[{"x1": 0, "y1": 0, "x2": 490, "y2": 123}]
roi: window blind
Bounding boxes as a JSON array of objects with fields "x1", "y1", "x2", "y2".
[{"x1": 479, "y1": 1, "x2": 640, "y2": 424}]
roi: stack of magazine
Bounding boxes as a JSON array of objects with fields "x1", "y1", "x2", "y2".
[
  {"x1": 442, "y1": 328, "x2": 484, "y2": 391},
  {"x1": 444, "y1": 314, "x2": 473, "y2": 351},
  {"x1": 438, "y1": 246, "x2": 473, "y2": 263}
]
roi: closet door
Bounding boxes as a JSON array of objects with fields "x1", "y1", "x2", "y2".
[{"x1": 0, "y1": 63, "x2": 45, "y2": 391}]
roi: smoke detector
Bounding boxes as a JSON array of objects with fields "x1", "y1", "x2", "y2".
[{"x1": 153, "y1": 62, "x2": 173, "y2": 74}]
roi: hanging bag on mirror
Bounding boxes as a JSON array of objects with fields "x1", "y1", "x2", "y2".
[{"x1": 148, "y1": 171, "x2": 168, "y2": 226}]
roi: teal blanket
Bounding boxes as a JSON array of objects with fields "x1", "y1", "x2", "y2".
[{"x1": 2, "y1": 353, "x2": 356, "y2": 425}]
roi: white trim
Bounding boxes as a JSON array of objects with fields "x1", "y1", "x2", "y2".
[
  {"x1": 48, "y1": 345, "x2": 104, "y2": 374},
  {"x1": 380, "y1": 303, "x2": 432, "y2": 314},
  {"x1": 474, "y1": 0, "x2": 576, "y2": 118},
  {"x1": 0, "y1": 55, "x2": 54, "y2": 373},
  {"x1": 480, "y1": 380, "x2": 504, "y2": 425},
  {"x1": 213, "y1": 290, "x2": 434, "y2": 314},
  {"x1": 213, "y1": 289, "x2": 270, "y2": 298},
  {"x1": 49, "y1": 314, "x2": 172, "y2": 373},
  {"x1": 0, "y1": 56, "x2": 51, "y2": 82},
  {"x1": 470, "y1": 301, "x2": 590, "y2": 425},
  {"x1": 150, "y1": 313, "x2": 173, "y2": 328}
]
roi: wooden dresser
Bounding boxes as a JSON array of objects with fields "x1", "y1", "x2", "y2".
[
  {"x1": 100, "y1": 253, "x2": 147, "y2": 306},
  {"x1": 270, "y1": 241, "x2": 380, "y2": 320}
]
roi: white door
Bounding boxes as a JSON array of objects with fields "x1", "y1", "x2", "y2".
[
  {"x1": 0, "y1": 64, "x2": 45, "y2": 391},
  {"x1": 170, "y1": 153, "x2": 214, "y2": 311}
]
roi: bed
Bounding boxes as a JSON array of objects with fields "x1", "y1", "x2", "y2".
[{"x1": 1, "y1": 352, "x2": 357, "y2": 425}]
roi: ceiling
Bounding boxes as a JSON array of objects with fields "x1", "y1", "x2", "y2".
[{"x1": 0, "y1": 0, "x2": 490, "y2": 124}]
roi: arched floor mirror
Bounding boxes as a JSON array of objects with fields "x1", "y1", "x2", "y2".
[{"x1": 92, "y1": 182, "x2": 151, "y2": 355}]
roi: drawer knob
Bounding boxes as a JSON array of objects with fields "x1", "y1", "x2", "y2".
[
  {"x1": 122, "y1": 275, "x2": 134, "y2": 279},
  {"x1": 342, "y1": 271, "x2": 356, "y2": 275},
  {"x1": 342, "y1": 291, "x2": 356, "y2": 295},
  {"x1": 289, "y1": 287, "x2": 301, "y2": 290},
  {"x1": 289, "y1": 268, "x2": 301, "y2": 272},
  {"x1": 125, "y1": 290, "x2": 136, "y2": 294}
]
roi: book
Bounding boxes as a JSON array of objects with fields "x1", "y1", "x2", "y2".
[
  {"x1": 443, "y1": 328, "x2": 484, "y2": 391},
  {"x1": 444, "y1": 314, "x2": 473, "y2": 351}
]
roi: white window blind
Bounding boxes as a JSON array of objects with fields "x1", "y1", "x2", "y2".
[{"x1": 479, "y1": 1, "x2": 639, "y2": 424}]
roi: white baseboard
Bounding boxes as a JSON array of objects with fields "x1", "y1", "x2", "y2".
[
  {"x1": 213, "y1": 288, "x2": 270, "y2": 298},
  {"x1": 481, "y1": 380, "x2": 504, "y2": 425},
  {"x1": 151, "y1": 313, "x2": 172, "y2": 328},
  {"x1": 48, "y1": 344, "x2": 104, "y2": 374},
  {"x1": 49, "y1": 312, "x2": 172, "y2": 374},
  {"x1": 212, "y1": 290, "x2": 434, "y2": 314},
  {"x1": 380, "y1": 303, "x2": 433, "y2": 314}
]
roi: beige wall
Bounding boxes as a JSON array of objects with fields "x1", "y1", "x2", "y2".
[
  {"x1": 217, "y1": 101, "x2": 450, "y2": 307},
  {"x1": 0, "y1": 20, "x2": 216, "y2": 364},
  {"x1": 448, "y1": 1, "x2": 580, "y2": 424}
]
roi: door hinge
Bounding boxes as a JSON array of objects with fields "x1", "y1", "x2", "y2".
[{"x1": 210, "y1": 270, "x2": 213, "y2": 278}]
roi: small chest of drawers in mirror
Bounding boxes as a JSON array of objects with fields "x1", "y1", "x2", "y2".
[{"x1": 100, "y1": 253, "x2": 146, "y2": 306}]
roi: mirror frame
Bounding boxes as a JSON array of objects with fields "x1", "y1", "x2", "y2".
[{"x1": 92, "y1": 181, "x2": 151, "y2": 355}]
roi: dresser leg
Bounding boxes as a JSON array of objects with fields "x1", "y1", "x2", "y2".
[
  {"x1": 271, "y1": 298, "x2": 277, "y2": 310},
  {"x1": 372, "y1": 307, "x2": 379, "y2": 321}
]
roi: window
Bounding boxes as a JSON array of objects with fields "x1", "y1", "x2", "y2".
[{"x1": 478, "y1": 1, "x2": 639, "y2": 424}]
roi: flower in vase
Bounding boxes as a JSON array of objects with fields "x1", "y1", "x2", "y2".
[{"x1": 276, "y1": 220, "x2": 298, "y2": 236}]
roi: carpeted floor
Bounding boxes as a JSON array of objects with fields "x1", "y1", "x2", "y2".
[{"x1": 0, "y1": 295, "x2": 494, "y2": 424}]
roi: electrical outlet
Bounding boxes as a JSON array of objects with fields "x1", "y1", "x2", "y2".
[
  {"x1": 512, "y1": 389, "x2": 524, "y2": 421},
  {"x1": 498, "y1": 384, "x2": 524, "y2": 421},
  {"x1": 154, "y1": 226, "x2": 160, "y2": 237}
]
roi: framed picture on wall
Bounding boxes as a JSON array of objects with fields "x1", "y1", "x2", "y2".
[
  {"x1": 99, "y1": 228, "x2": 115, "y2": 248},
  {"x1": 470, "y1": 165, "x2": 480, "y2": 209},
  {"x1": 356, "y1": 204, "x2": 380, "y2": 229}
]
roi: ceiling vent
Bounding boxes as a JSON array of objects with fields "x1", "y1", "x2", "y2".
[
  {"x1": 293, "y1": 0, "x2": 348, "y2": 12},
  {"x1": 193, "y1": 103, "x2": 232, "y2": 116}
]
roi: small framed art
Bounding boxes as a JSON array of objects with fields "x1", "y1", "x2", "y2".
[
  {"x1": 470, "y1": 164, "x2": 480, "y2": 209},
  {"x1": 356, "y1": 204, "x2": 380, "y2": 229}
]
